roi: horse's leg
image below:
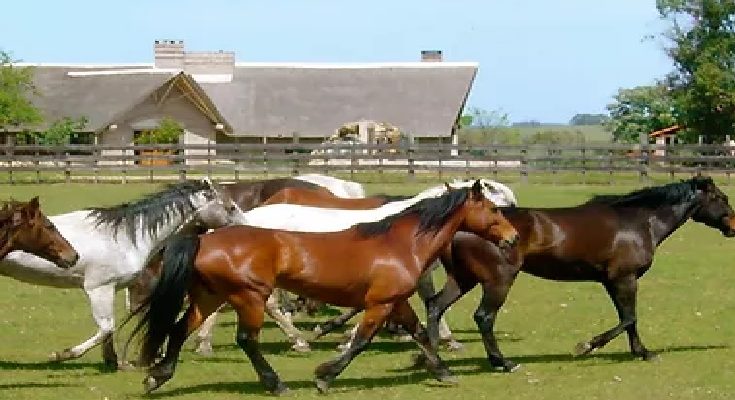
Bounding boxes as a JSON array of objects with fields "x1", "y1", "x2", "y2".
[
  {"x1": 574, "y1": 274, "x2": 647, "y2": 357},
  {"x1": 603, "y1": 275, "x2": 656, "y2": 360},
  {"x1": 475, "y1": 280, "x2": 519, "y2": 372},
  {"x1": 144, "y1": 288, "x2": 222, "y2": 393},
  {"x1": 194, "y1": 309, "x2": 219, "y2": 356},
  {"x1": 314, "y1": 303, "x2": 392, "y2": 393},
  {"x1": 49, "y1": 284, "x2": 117, "y2": 368},
  {"x1": 417, "y1": 266, "x2": 462, "y2": 351},
  {"x1": 425, "y1": 274, "x2": 471, "y2": 350},
  {"x1": 232, "y1": 292, "x2": 289, "y2": 395},
  {"x1": 265, "y1": 290, "x2": 310, "y2": 352},
  {"x1": 313, "y1": 308, "x2": 362, "y2": 338},
  {"x1": 389, "y1": 299, "x2": 456, "y2": 384}
]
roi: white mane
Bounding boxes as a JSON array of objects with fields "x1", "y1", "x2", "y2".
[
  {"x1": 234, "y1": 179, "x2": 516, "y2": 233},
  {"x1": 294, "y1": 174, "x2": 366, "y2": 199}
]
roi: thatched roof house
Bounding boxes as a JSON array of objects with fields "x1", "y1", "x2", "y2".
[{"x1": 15, "y1": 41, "x2": 477, "y2": 147}]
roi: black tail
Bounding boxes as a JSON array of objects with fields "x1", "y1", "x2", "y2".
[{"x1": 124, "y1": 233, "x2": 200, "y2": 366}]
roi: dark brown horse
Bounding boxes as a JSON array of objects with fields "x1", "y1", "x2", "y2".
[
  {"x1": 0, "y1": 197, "x2": 78, "y2": 268},
  {"x1": 424, "y1": 176, "x2": 735, "y2": 372},
  {"x1": 128, "y1": 181, "x2": 519, "y2": 394},
  {"x1": 217, "y1": 177, "x2": 334, "y2": 210}
]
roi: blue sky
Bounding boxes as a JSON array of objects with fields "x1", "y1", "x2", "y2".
[{"x1": 0, "y1": 0, "x2": 671, "y2": 124}]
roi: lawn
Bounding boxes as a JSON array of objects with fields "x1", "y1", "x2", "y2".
[{"x1": 0, "y1": 180, "x2": 733, "y2": 400}]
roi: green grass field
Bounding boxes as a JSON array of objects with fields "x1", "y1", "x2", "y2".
[{"x1": 0, "y1": 180, "x2": 733, "y2": 400}]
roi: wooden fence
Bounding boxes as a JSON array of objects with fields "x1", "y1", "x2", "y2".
[{"x1": 1, "y1": 142, "x2": 734, "y2": 183}]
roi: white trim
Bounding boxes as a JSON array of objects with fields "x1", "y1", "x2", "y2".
[
  {"x1": 190, "y1": 74, "x2": 233, "y2": 83},
  {"x1": 67, "y1": 68, "x2": 180, "y2": 77},
  {"x1": 14, "y1": 62, "x2": 154, "y2": 68},
  {"x1": 233, "y1": 61, "x2": 478, "y2": 69}
]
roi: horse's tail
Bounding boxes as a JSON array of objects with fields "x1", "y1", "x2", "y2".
[{"x1": 125, "y1": 233, "x2": 200, "y2": 366}]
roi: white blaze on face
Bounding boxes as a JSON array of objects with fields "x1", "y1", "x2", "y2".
[{"x1": 480, "y1": 180, "x2": 517, "y2": 207}]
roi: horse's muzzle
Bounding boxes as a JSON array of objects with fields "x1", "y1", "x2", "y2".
[
  {"x1": 498, "y1": 234, "x2": 519, "y2": 249},
  {"x1": 58, "y1": 252, "x2": 80, "y2": 269}
]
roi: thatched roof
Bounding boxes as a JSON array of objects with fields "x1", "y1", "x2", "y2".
[
  {"x1": 23, "y1": 62, "x2": 477, "y2": 138},
  {"x1": 26, "y1": 66, "x2": 175, "y2": 131}
]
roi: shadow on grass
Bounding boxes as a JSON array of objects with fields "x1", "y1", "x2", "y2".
[
  {"x1": 0, "y1": 382, "x2": 80, "y2": 390},
  {"x1": 394, "y1": 343, "x2": 730, "y2": 371},
  {"x1": 144, "y1": 370, "x2": 460, "y2": 398},
  {"x1": 0, "y1": 359, "x2": 116, "y2": 373}
]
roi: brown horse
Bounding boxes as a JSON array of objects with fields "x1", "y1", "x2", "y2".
[
  {"x1": 0, "y1": 197, "x2": 78, "y2": 268},
  {"x1": 424, "y1": 176, "x2": 735, "y2": 372},
  {"x1": 128, "y1": 181, "x2": 519, "y2": 394},
  {"x1": 262, "y1": 185, "x2": 404, "y2": 208}
]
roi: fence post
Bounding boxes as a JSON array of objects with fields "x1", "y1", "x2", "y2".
[
  {"x1": 350, "y1": 143, "x2": 356, "y2": 181},
  {"x1": 607, "y1": 148, "x2": 614, "y2": 185},
  {"x1": 6, "y1": 139, "x2": 14, "y2": 185},
  {"x1": 520, "y1": 145, "x2": 528, "y2": 184},
  {"x1": 407, "y1": 144, "x2": 415, "y2": 180},
  {"x1": 638, "y1": 132, "x2": 649, "y2": 182},
  {"x1": 580, "y1": 146, "x2": 586, "y2": 185}
]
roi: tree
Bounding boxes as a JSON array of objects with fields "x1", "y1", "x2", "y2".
[
  {"x1": 37, "y1": 117, "x2": 88, "y2": 145},
  {"x1": 0, "y1": 50, "x2": 41, "y2": 130},
  {"x1": 569, "y1": 113, "x2": 609, "y2": 125},
  {"x1": 134, "y1": 116, "x2": 183, "y2": 144},
  {"x1": 657, "y1": 0, "x2": 735, "y2": 141},
  {"x1": 605, "y1": 84, "x2": 678, "y2": 143}
]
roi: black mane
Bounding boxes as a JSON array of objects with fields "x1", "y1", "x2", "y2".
[
  {"x1": 356, "y1": 188, "x2": 469, "y2": 236},
  {"x1": 88, "y1": 181, "x2": 210, "y2": 243},
  {"x1": 586, "y1": 179, "x2": 698, "y2": 209}
]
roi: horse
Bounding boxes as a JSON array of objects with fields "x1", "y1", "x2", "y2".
[
  {"x1": 423, "y1": 176, "x2": 735, "y2": 372},
  {"x1": 191, "y1": 179, "x2": 518, "y2": 354},
  {"x1": 216, "y1": 176, "x2": 337, "y2": 210},
  {"x1": 0, "y1": 180, "x2": 245, "y2": 369},
  {"x1": 128, "y1": 181, "x2": 520, "y2": 395},
  {"x1": 0, "y1": 197, "x2": 78, "y2": 268},
  {"x1": 293, "y1": 173, "x2": 366, "y2": 198}
]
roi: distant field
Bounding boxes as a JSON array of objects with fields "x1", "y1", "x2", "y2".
[
  {"x1": 461, "y1": 124, "x2": 613, "y2": 144},
  {"x1": 0, "y1": 180, "x2": 733, "y2": 400}
]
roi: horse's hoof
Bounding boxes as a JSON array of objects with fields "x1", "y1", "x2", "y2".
[
  {"x1": 410, "y1": 352, "x2": 428, "y2": 369},
  {"x1": 395, "y1": 334, "x2": 413, "y2": 343},
  {"x1": 436, "y1": 373, "x2": 459, "y2": 385},
  {"x1": 642, "y1": 352, "x2": 660, "y2": 362},
  {"x1": 291, "y1": 342, "x2": 311, "y2": 353},
  {"x1": 143, "y1": 375, "x2": 162, "y2": 394},
  {"x1": 497, "y1": 362, "x2": 520, "y2": 373},
  {"x1": 442, "y1": 340, "x2": 463, "y2": 352},
  {"x1": 573, "y1": 341, "x2": 593, "y2": 357},
  {"x1": 195, "y1": 343, "x2": 214, "y2": 357},
  {"x1": 314, "y1": 377, "x2": 330, "y2": 394},
  {"x1": 48, "y1": 349, "x2": 75, "y2": 362},
  {"x1": 270, "y1": 382, "x2": 290, "y2": 396},
  {"x1": 117, "y1": 361, "x2": 137, "y2": 372}
]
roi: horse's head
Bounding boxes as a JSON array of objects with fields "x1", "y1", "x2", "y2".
[
  {"x1": 189, "y1": 179, "x2": 246, "y2": 229},
  {"x1": 691, "y1": 176, "x2": 735, "y2": 237},
  {"x1": 1, "y1": 197, "x2": 79, "y2": 268},
  {"x1": 457, "y1": 180, "x2": 519, "y2": 248}
]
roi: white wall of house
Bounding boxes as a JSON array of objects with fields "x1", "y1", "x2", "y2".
[{"x1": 99, "y1": 80, "x2": 217, "y2": 165}]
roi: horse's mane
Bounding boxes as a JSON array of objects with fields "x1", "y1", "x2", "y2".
[
  {"x1": 88, "y1": 181, "x2": 209, "y2": 243},
  {"x1": 356, "y1": 187, "x2": 469, "y2": 236},
  {"x1": 585, "y1": 179, "x2": 698, "y2": 208}
]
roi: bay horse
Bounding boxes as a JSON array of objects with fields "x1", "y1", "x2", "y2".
[
  {"x1": 424, "y1": 176, "x2": 735, "y2": 372},
  {"x1": 128, "y1": 181, "x2": 519, "y2": 394},
  {"x1": 192, "y1": 179, "x2": 517, "y2": 354},
  {"x1": 0, "y1": 197, "x2": 78, "y2": 268},
  {"x1": 0, "y1": 180, "x2": 245, "y2": 368}
]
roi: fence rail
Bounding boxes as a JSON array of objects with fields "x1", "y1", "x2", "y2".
[{"x1": 1, "y1": 142, "x2": 734, "y2": 183}]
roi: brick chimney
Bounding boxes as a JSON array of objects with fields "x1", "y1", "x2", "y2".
[
  {"x1": 421, "y1": 50, "x2": 443, "y2": 62},
  {"x1": 154, "y1": 40, "x2": 185, "y2": 69}
]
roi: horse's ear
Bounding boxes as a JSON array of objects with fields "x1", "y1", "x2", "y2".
[
  {"x1": 444, "y1": 182, "x2": 452, "y2": 191},
  {"x1": 471, "y1": 179, "x2": 483, "y2": 199},
  {"x1": 28, "y1": 197, "x2": 40, "y2": 212},
  {"x1": 11, "y1": 209, "x2": 24, "y2": 227}
]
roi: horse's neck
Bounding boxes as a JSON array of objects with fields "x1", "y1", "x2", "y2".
[
  {"x1": 648, "y1": 199, "x2": 699, "y2": 246},
  {"x1": 405, "y1": 208, "x2": 466, "y2": 271}
]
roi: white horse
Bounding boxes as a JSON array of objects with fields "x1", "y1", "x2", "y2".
[
  {"x1": 194, "y1": 178, "x2": 518, "y2": 354},
  {"x1": 0, "y1": 180, "x2": 245, "y2": 368}
]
